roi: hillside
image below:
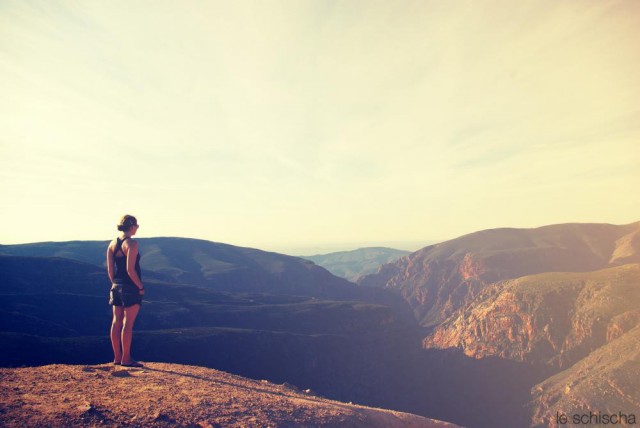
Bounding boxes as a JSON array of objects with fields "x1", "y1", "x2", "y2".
[
  {"x1": 0, "y1": 238, "x2": 347, "y2": 293},
  {"x1": 0, "y1": 254, "x2": 430, "y2": 420},
  {"x1": 358, "y1": 221, "x2": 640, "y2": 327},
  {"x1": 303, "y1": 247, "x2": 410, "y2": 282},
  {"x1": 0, "y1": 255, "x2": 403, "y2": 339},
  {"x1": 424, "y1": 264, "x2": 640, "y2": 368},
  {"x1": 529, "y1": 326, "x2": 640, "y2": 427},
  {"x1": 0, "y1": 238, "x2": 413, "y2": 321},
  {"x1": 0, "y1": 362, "x2": 458, "y2": 428}
]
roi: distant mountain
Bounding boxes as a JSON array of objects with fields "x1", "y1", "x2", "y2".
[
  {"x1": 302, "y1": 247, "x2": 410, "y2": 282},
  {"x1": 0, "y1": 240, "x2": 108, "y2": 265},
  {"x1": 358, "y1": 221, "x2": 640, "y2": 327}
]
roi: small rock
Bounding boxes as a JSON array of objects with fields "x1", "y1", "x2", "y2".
[
  {"x1": 78, "y1": 402, "x2": 104, "y2": 420},
  {"x1": 78, "y1": 403, "x2": 94, "y2": 412},
  {"x1": 154, "y1": 412, "x2": 174, "y2": 422}
]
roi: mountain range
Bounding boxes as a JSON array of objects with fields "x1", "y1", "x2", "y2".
[
  {"x1": 1, "y1": 221, "x2": 639, "y2": 427},
  {"x1": 302, "y1": 247, "x2": 411, "y2": 282},
  {"x1": 359, "y1": 222, "x2": 640, "y2": 326},
  {"x1": 359, "y1": 221, "x2": 640, "y2": 426}
]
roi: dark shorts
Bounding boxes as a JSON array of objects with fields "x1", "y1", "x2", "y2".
[{"x1": 109, "y1": 283, "x2": 142, "y2": 307}]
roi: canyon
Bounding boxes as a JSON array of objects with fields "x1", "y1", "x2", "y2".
[{"x1": 1, "y1": 221, "x2": 639, "y2": 427}]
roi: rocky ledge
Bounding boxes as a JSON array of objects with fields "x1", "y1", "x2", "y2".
[{"x1": 0, "y1": 362, "x2": 458, "y2": 428}]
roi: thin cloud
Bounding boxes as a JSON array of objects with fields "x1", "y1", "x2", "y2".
[{"x1": 1, "y1": 0, "x2": 638, "y2": 247}]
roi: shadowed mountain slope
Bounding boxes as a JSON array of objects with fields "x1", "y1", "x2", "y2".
[
  {"x1": 358, "y1": 221, "x2": 640, "y2": 326},
  {"x1": 0, "y1": 255, "x2": 408, "y2": 340},
  {"x1": 303, "y1": 247, "x2": 410, "y2": 282},
  {"x1": 0, "y1": 238, "x2": 340, "y2": 293},
  {"x1": 0, "y1": 238, "x2": 414, "y2": 321},
  {"x1": 0, "y1": 240, "x2": 108, "y2": 265}
]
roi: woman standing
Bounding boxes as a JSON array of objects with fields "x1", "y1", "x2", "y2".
[{"x1": 106, "y1": 214, "x2": 144, "y2": 367}]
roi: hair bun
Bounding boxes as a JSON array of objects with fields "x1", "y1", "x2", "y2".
[{"x1": 117, "y1": 215, "x2": 137, "y2": 231}]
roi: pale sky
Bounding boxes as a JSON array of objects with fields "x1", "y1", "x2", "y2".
[{"x1": 1, "y1": 1, "x2": 639, "y2": 254}]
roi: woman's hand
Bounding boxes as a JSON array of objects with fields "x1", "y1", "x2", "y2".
[{"x1": 139, "y1": 288, "x2": 145, "y2": 296}]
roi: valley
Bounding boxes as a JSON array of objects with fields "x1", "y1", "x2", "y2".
[{"x1": 1, "y1": 221, "x2": 638, "y2": 427}]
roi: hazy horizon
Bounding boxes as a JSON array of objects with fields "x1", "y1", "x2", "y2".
[
  {"x1": 3, "y1": 218, "x2": 639, "y2": 257},
  {"x1": 2, "y1": 1, "x2": 639, "y2": 250},
  {"x1": 0, "y1": 233, "x2": 433, "y2": 256}
]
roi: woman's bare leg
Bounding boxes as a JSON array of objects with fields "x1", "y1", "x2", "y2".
[
  {"x1": 110, "y1": 306, "x2": 124, "y2": 363},
  {"x1": 121, "y1": 304, "x2": 140, "y2": 364}
]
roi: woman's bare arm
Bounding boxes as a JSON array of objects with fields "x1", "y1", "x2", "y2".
[
  {"x1": 125, "y1": 240, "x2": 144, "y2": 291},
  {"x1": 106, "y1": 244, "x2": 115, "y2": 283}
]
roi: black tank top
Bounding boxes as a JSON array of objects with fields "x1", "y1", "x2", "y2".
[{"x1": 113, "y1": 237, "x2": 142, "y2": 285}]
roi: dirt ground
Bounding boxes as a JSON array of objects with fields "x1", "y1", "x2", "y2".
[{"x1": 0, "y1": 362, "x2": 458, "y2": 427}]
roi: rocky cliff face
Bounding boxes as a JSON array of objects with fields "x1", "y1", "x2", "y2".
[
  {"x1": 358, "y1": 222, "x2": 640, "y2": 327},
  {"x1": 358, "y1": 222, "x2": 640, "y2": 426},
  {"x1": 424, "y1": 264, "x2": 640, "y2": 368}
]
